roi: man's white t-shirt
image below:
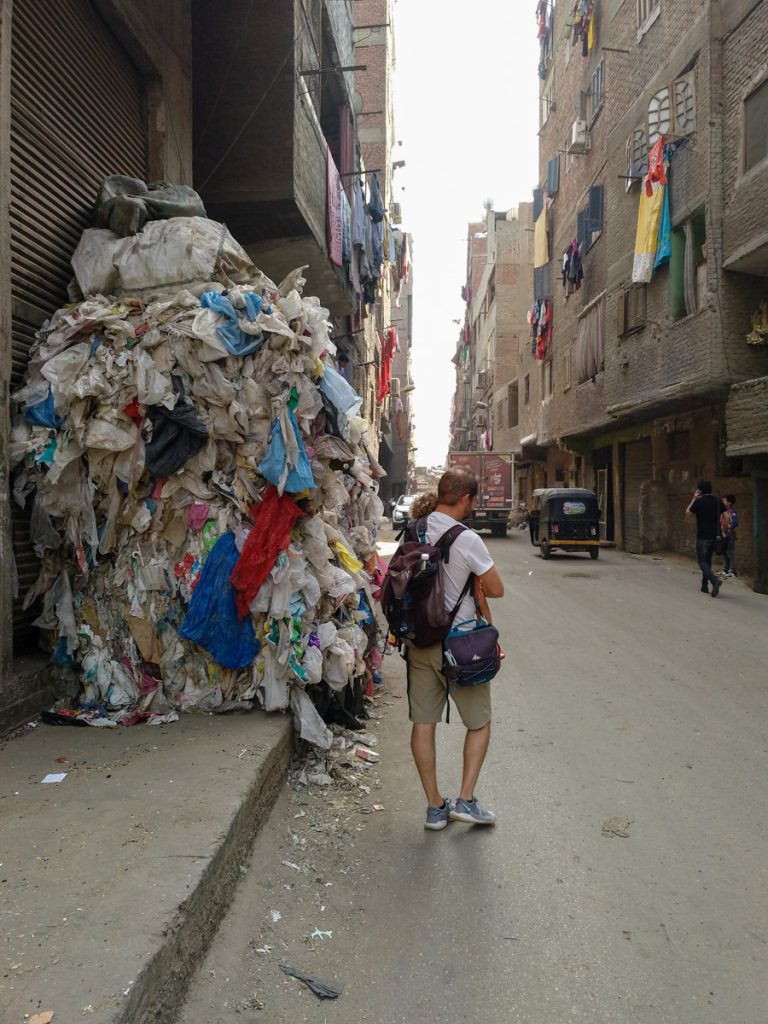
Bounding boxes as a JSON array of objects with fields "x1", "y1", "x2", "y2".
[{"x1": 424, "y1": 511, "x2": 494, "y2": 626}]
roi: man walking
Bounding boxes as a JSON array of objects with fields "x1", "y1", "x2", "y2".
[
  {"x1": 685, "y1": 480, "x2": 721, "y2": 597},
  {"x1": 406, "y1": 468, "x2": 504, "y2": 830}
]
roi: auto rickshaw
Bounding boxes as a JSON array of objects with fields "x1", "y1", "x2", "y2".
[{"x1": 528, "y1": 488, "x2": 601, "y2": 559}]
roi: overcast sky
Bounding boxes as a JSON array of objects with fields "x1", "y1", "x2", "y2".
[{"x1": 391, "y1": 0, "x2": 539, "y2": 467}]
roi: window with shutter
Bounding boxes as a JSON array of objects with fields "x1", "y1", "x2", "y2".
[
  {"x1": 587, "y1": 184, "x2": 603, "y2": 238},
  {"x1": 637, "y1": 0, "x2": 661, "y2": 30},
  {"x1": 617, "y1": 285, "x2": 647, "y2": 336},
  {"x1": 626, "y1": 127, "x2": 648, "y2": 190},
  {"x1": 576, "y1": 208, "x2": 587, "y2": 249},
  {"x1": 744, "y1": 78, "x2": 768, "y2": 172},
  {"x1": 648, "y1": 88, "x2": 671, "y2": 146},
  {"x1": 589, "y1": 60, "x2": 605, "y2": 121},
  {"x1": 547, "y1": 155, "x2": 561, "y2": 196}
]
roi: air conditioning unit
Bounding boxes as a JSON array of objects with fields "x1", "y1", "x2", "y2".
[
  {"x1": 390, "y1": 202, "x2": 402, "y2": 225},
  {"x1": 567, "y1": 119, "x2": 588, "y2": 154},
  {"x1": 388, "y1": 377, "x2": 401, "y2": 397}
]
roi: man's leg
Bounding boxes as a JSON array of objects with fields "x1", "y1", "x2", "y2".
[
  {"x1": 697, "y1": 540, "x2": 718, "y2": 587},
  {"x1": 459, "y1": 722, "x2": 491, "y2": 801},
  {"x1": 411, "y1": 723, "x2": 442, "y2": 808}
]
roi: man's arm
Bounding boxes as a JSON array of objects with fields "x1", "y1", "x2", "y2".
[
  {"x1": 477, "y1": 565, "x2": 504, "y2": 598},
  {"x1": 685, "y1": 491, "x2": 700, "y2": 521}
]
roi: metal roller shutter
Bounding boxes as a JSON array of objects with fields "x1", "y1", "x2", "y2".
[
  {"x1": 622, "y1": 438, "x2": 652, "y2": 554},
  {"x1": 10, "y1": 0, "x2": 147, "y2": 647}
]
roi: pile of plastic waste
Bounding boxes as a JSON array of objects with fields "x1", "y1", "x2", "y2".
[{"x1": 10, "y1": 185, "x2": 387, "y2": 749}]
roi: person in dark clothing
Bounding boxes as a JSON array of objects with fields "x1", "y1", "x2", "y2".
[{"x1": 685, "y1": 480, "x2": 721, "y2": 597}]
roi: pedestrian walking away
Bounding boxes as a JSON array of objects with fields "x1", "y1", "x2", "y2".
[
  {"x1": 685, "y1": 480, "x2": 722, "y2": 597},
  {"x1": 718, "y1": 494, "x2": 739, "y2": 578},
  {"x1": 403, "y1": 468, "x2": 505, "y2": 830}
]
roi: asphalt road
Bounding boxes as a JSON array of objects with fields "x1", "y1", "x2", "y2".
[{"x1": 182, "y1": 531, "x2": 768, "y2": 1024}]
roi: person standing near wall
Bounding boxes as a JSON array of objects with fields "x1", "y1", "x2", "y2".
[
  {"x1": 685, "y1": 480, "x2": 722, "y2": 597},
  {"x1": 407, "y1": 469, "x2": 505, "y2": 830},
  {"x1": 718, "y1": 494, "x2": 739, "y2": 578}
]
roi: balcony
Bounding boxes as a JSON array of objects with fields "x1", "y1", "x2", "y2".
[{"x1": 192, "y1": 0, "x2": 358, "y2": 313}]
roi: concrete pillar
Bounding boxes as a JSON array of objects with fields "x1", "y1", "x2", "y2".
[{"x1": 0, "y1": 0, "x2": 13, "y2": 689}]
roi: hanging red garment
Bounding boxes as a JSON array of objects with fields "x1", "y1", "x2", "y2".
[
  {"x1": 377, "y1": 326, "x2": 399, "y2": 404},
  {"x1": 230, "y1": 486, "x2": 305, "y2": 620},
  {"x1": 645, "y1": 138, "x2": 667, "y2": 196}
]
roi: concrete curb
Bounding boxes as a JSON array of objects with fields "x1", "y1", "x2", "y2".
[{"x1": 110, "y1": 719, "x2": 293, "y2": 1024}]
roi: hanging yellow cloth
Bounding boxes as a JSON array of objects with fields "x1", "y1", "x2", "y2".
[
  {"x1": 588, "y1": 12, "x2": 595, "y2": 51},
  {"x1": 632, "y1": 183, "x2": 665, "y2": 283},
  {"x1": 534, "y1": 208, "x2": 549, "y2": 269}
]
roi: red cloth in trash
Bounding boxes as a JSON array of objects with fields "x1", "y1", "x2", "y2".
[
  {"x1": 645, "y1": 138, "x2": 667, "y2": 196},
  {"x1": 230, "y1": 486, "x2": 305, "y2": 620}
]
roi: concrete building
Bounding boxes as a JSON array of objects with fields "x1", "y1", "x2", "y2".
[
  {"x1": 530, "y1": 0, "x2": 768, "y2": 581},
  {"x1": 380, "y1": 234, "x2": 415, "y2": 505},
  {"x1": 449, "y1": 205, "x2": 534, "y2": 468},
  {"x1": 0, "y1": 0, "x2": 409, "y2": 726}
]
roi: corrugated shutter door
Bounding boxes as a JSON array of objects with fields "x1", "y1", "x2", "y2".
[
  {"x1": 622, "y1": 439, "x2": 652, "y2": 554},
  {"x1": 10, "y1": 0, "x2": 147, "y2": 646}
]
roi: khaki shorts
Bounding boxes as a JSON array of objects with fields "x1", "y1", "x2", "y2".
[{"x1": 405, "y1": 642, "x2": 491, "y2": 730}]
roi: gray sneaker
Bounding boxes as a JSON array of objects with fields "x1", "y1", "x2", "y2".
[
  {"x1": 425, "y1": 799, "x2": 453, "y2": 831},
  {"x1": 449, "y1": 796, "x2": 497, "y2": 826}
]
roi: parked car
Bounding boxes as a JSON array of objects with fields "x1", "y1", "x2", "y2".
[{"x1": 392, "y1": 494, "x2": 416, "y2": 527}]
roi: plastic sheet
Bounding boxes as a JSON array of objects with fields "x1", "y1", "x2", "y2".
[{"x1": 179, "y1": 533, "x2": 260, "y2": 670}]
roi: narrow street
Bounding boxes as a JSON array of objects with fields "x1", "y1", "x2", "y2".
[{"x1": 182, "y1": 530, "x2": 768, "y2": 1024}]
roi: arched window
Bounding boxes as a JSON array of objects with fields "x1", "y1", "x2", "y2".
[{"x1": 648, "y1": 87, "x2": 671, "y2": 145}]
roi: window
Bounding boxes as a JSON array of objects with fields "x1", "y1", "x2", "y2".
[
  {"x1": 648, "y1": 87, "x2": 671, "y2": 146},
  {"x1": 637, "y1": 0, "x2": 660, "y2": 30},
  {"x1": 674, "y1": 73, "x2": 696, "y2": 133},
  {"x1": 507, "y1": 381, "x2": 519, "y2": 427},
  {"x1": 565, "y1": 133, "x2": 574, "y2": 174},
  {"x1": 669, "y1": 208, "x2": 706, "y2": 320},
  {"x1": 564, "y1": 348, "x2": 572, "y2": 391},
  {"x1": 495, "y1": 400, "x2": 505, "y2": 431},
  {"x1": 576, "y1": 185, "x2": 604, "y2": 249},
  {"x1": 546, "y1": 155, "x2": 561, "y2": 196},
  {"x1": 589, "y1": 60, "x2": 605, "y2": 121},
  {"x1": 626, "y1": 126, "x2": 648, "y2": 190},
  {"x1": 575, "y1": 299, "x2": 605, "y2": 383},
  {"x1": 541, "y1": 74, "x2": 556, "y2": 127},
  {"x1": 542, "y1": 360, "x2": 553, "y2": 398},
  {"x1": 745, "y1": 78, "x2": 768, "y2": 172},
  {"x1": 617, "y1": 285, "x2": 647, "y2": 335},
  {"x1": 524, "y1": 374, "x2": 530, "y2": 405}
]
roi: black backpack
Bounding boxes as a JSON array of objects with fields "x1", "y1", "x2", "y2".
[{"x1": 380, "y1": 518, "x2": 473, "y2": 648}]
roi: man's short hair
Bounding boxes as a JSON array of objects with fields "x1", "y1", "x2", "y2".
[
  {"x1": 697, "y1": 480, "x2": 712, "y2": 494},
  {"x1": 438, "y1": 468, "x2": 478, "y2": 505}
]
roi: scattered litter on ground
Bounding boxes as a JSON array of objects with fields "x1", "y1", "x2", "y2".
[
  {"x1": 354, "y1": 746, "x2": 379, "y2": 763},
  {"x1": 279, "y1": 964, "x2": 343, "y2": 1000},
  {"x1": 601, "y1": 816, "x2": 632, "y2": 838},
  {"x1": 270, "y1": 909, "x2": 282, "y2": 923},
  {"x1": 29, "y1": 1013, "x2": 55, "y2": 1024},
  {"x1": 41, "y1": 773, "x2": 67, "y2": 784},
  {"x1": 309, "y1": 928, "x2": 333, "y2": 940}
]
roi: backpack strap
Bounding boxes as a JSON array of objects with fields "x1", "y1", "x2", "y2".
[{"x1": 435, "y1": 523, "x2": 467, "y2": 563}]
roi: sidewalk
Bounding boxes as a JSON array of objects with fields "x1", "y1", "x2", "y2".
[{"x1": 0, "y1": 711, "x2": 292, "y2": 1024}]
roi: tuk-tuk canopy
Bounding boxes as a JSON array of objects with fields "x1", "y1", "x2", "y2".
[{"x1": 532, "y1": 488, "x2": 600, "y2": 517}]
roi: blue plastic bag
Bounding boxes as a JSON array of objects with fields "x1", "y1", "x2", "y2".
[
  {"x1": 258, "y1": 409, "x2": 315, "y2": 493},
  {"x1": 24, "y1": 388, "x2": 63, "y2": 429},
  {"x1": 200, "y1": 291, "x2": 264, "y2": 356},
  {"x1": 318, "y1": 364, "x2": 363, "y2": 416},
  {"x1": 179, "y1": 532, "x2": 260, "y2": 669}
]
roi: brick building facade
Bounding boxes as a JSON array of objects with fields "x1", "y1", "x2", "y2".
[
  {"x1": 450, "y1": 206, "x2": 534, "y2": 464},
  {"x1": 530, "y1": 0, "x2": 768, "y2": 586}
]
